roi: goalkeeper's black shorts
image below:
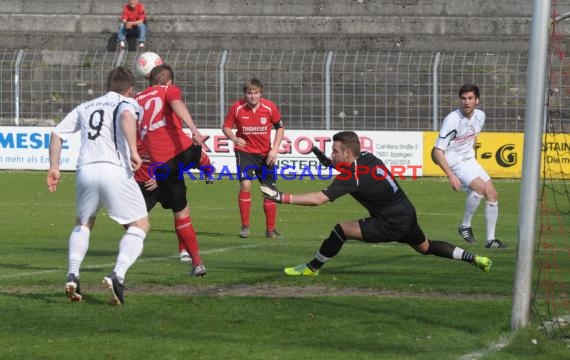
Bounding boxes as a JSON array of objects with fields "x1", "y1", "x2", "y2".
[{"x1": 358, "y1": 211, "x2": 425, "y2": 246}]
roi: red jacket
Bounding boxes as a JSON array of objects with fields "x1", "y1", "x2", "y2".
[{"x1": 121, "y1": 3, "x2": 146, "y2": 23}]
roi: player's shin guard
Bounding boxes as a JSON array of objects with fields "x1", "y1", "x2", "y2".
[
  {"x1": 263, "y1": 198, "x2": 277, "y2": 231},
  {"x1": 198, "y1": 150, "x2": 215, "y2": 178},
  {"x1": 68, "y1": 225, "x2": 90, "y2": 277},
  {"x1": 238, "y1": 191, "x2": 251, "y2": 227},
  {"x1": 485, "y1": 200, "x2": 498, "y2": 241},
  {"x1": 425, "y1": 240, "x2": 455, "y2": 259},
  {"x1": 426, "y1": 240, "x2": 476, "y2": 264},
  {"x1": 308, "y1": 224, "x2": 346, "y2": 271},
  {"x1": 462, "y1": 190, "x2": 483, "y2": 226},
  {"x1": 114, "y1": 226, "x2": 146, "y2": 282},
  {"x1": 175, "y1": 216, "x2": 202, "y2": 266},
  {"x1": 198, "y1": 150, "x2": 212, "y2": 169}
]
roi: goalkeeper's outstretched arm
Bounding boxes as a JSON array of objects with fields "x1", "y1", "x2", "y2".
[
  {"x1": 311, "y1": 146, "x2": 332, "y2": 167},
  {"x1": 260, "y1": 185, "x2": 329, "y2": 206}
]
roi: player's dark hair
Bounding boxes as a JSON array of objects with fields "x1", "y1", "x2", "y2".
[
  {"x1": 333, "y1": 131, "x2": 360, "y2": 155},
  {"x1": 107, "y1": 66, "x2": 135, "y2": 94},
  {"x1": 458, "y1": 83, "x2": 480, "y2": 98},
  {"x1": 243, "y1": 78, "x2": 263, "y2": 93},
  {"x1": 149, "y1": 64, "x2": 174, "y2": 86}
]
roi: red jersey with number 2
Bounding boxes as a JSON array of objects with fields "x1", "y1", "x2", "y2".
[
  {"x1": 223, "y1": 98, "x2": 282, "y2": 155},
  {"x1": 135, "y1": 84, "x2": 193, "y2": 163}
]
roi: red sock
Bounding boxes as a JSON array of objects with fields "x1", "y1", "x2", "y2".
[
  {"x1": 263, "y1": 198, "x2": 277, "y2": 231},
  {"x1": 238, "y1": 191, "x2": 251, "y2": 227},
  {"x1": 178, "y1": 237, "x2": 185, "y2": 253},
  {"x1": 175, "y1": 216, "x2": 202, "y2": 266},
  {"x1": 199, "y1": 150, "x2": 214, "y2": 176}
]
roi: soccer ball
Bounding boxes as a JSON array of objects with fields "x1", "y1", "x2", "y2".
[{"x1": 135, "y1": 52, "x2": 163, "y2": 78}]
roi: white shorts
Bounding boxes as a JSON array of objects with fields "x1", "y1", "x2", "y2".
[
  {"x1": 450, "y1": 158, "x2": 491, "y2": 192},
  {"x1": 76, "y1": 163, "x2": 148, "y2": 225}
]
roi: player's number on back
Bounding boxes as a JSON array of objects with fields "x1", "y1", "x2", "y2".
[
  {"x1": 88, "y1": 110, "x2": 104, "y2": 140},
  {"x1": 138, "y1": 97, "x2": 165, "y2": 139}
]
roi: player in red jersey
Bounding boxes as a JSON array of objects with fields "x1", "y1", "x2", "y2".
[
  {"x1": 134, "y1": 139, "x2": 214, "y2": 263},
  {"x1": 222, "y1": 78, "x2": 285, "y2": 239},
  {"x1": 135, "y1": 63, "x2": 212, "y2": 276}
]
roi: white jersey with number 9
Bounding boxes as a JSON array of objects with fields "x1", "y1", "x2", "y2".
[{"x1": 53, "y1": 91, "x2": 142, "y2": 171}]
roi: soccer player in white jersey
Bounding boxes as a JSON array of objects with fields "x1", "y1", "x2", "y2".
[
  {"x1": 432, "y1": 84, "x2": 506, "y2": 249},
  {"x1": 47, "y1": 67, "x2": 150, "y2": 305}
]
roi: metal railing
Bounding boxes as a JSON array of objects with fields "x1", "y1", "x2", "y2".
[{"x1": 0, "y1": 49, "x2": 562, "y2": 132}]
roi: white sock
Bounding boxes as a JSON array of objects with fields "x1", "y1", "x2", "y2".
[
  {"x1": 485, "y1": 201, "x2": 499, "y2": 241},
  {"x1": 315, "y1": 251, "x2": 331, "y2": 263},
  {"x1": 113, "y1": 226, "x2": 146, "y2": 283},
  {"x1": 68, "y1": 225, "x2": 90, "y2": 277},
  {"x1": 462, "y1": 191, "x2": 483, "y2": 227}
]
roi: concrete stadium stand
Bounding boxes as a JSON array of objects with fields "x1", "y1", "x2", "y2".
[{"x1": 1, "y1": 0, "x2": 567, "y2": 52}]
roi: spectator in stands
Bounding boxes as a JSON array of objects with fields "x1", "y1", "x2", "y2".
[{"x1": 117, "y1": 0, "x2": 147, "y2": 51}]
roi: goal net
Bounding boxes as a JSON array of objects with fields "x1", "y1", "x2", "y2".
[{"x1": 532, "y1": 0, "x2": 570, "y2": 338}]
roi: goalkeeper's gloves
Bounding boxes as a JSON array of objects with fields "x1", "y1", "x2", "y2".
[
  {"x1": 260, "y1": 185, "x2": 292, "y2": 204},
  {"x1": 311, "y1": 146, "x2": 332, "y2": 167}
]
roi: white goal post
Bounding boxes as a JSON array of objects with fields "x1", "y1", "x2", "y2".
[{"x1": 511, "y1": 0, "x2": 551, "y2": 331}]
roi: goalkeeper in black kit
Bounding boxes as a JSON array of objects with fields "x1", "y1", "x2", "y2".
[{"x1": 261, "y1": 131, "x2": 493, "y2": 276}]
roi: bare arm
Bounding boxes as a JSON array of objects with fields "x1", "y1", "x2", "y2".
[
  {"x1": 432, "y1": 147, "x2": 461, "y2": 191},
  {"x1": 222, "y1": 126, "x2": 236, "y2": 142},
  {"x1": 171, "y1": 99, "x2": 203, "y2": 145},
  {"x1": 261, "y1": 185, "x2": 330, "y2": 206},
  {"x1": 267, "y1": 127, "x2": 284, "y2": 165},
  {"x1": 47, "y1": 132, "x2": 63, "y2": 192},
  {"x1": 222, "y1": 125, "x2": 246, "y2": 148},
  {"x1": 289, "y1": 191, "x2": 330, "y2": 206},
  {"x1": 122, "y1": 11, "x2": 144, "y2": 28},
  {"x1": 121, "y1": 110, "x2": 142, "y2": 171}
]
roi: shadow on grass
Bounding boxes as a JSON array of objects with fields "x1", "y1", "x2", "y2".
[
  {"x1": 0, "y1": 291, "x2": 108, "y2": 305},
  {"x1": 23, "y1": 247, "x2": 66, "y2": 254},
  {"x1": 0, "y1": 263, "x2": 59, "y2": 271},
  {"x1": 150, "y1": 228, "x2": 232, "y2": 238}
]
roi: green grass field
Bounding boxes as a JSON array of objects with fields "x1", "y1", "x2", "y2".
[{"x1": 0, "y1": 171, "x2": 567, "y2": 359}]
